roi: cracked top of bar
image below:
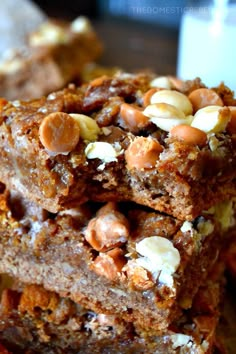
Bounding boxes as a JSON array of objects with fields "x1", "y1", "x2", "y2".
[{"x1": 0, "y1": 72, "x2": 236, "y2": 219}]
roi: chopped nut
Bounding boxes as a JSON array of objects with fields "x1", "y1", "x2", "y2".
[
  {"x1": 191, "y1": 106, "x2": 231, "y2": 133},
  {"x1": 136, "y1": 236, "x2": 180, "y2": 279},
  {"x1": 84, "y1": 205, "x2": 129, "y2": 251},
  {"x1": 69, "y1": 113, "x2": 101, "y2": 141},
  {"x1": 124, "y1": 261, "x2": 155, "y2": 290},
  {"x1": 188, "y1": 88, "x2": 223, "y2": 113},
  {"x1": 144, "y1": 102, "x2": 192, "y2": 132},
  {"x1": 39, "y1": 112, "x2": 80, "y2": 154},
  {"x1": 119, "y1": 103, "x2": 149, "y2": 133},
  {"x1": 92, "y1": 248, "x2": 126, "y2": 281},
  {"x1": 150, "y1": 89, "x2": 193, "y2": 116},
  {"x1": 125, "y1": 136, "x2": 163, "y2": 170},
  {"x1": 85, "y1": 142, "x2": 123, "y2": 166},
  {"x1": 170, "y1": 124, "x2": 207, "y2": 147}
]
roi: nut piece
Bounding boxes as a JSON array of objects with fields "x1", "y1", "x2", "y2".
[
  {"x1": 92, "y1": 248, "x2": 126, "y2": 281},
  {"x1": 136, "y1": 236, "x2": 180, "y2": 276},
  {"x1": 150, "y1": 89, "x2": 193, "y2": 116},
  {"x1": 39, "y1": 112, "x2": 80, "y2": 153},
  {"x1": 124, "y1": 262, "x2": 155, "y2": 290},
  {"x1": 69, "y1": 113, "x2": 101, "y2": 141},
  {"x1": 84, "y1": 205, "x2": 129, "y2": 251},
  {"x1": 142, "y1": 88, "x2": 160, "y2": 107},
  {"x1": 119, "y1": 103, "x2": 149, "y2": 133},
  {"x1": 191, "y1": 106, "x2": 231, "y2": 133},
  {"x1": 170, "y1": 124, "x2": 207, "y2": 147},
  {"x1": 188, "y1": 88, "x2": 223, "y2": 113},
  {"x1": 143, "y1": 103, "x2": 193, "y2": 132},
  {"x1": 227, "y1": 106, "x2": 236, "y2": 134},
  {"x1": 125, "y1": 137, "x2": 163, "y2": 170},
  {"x1": 150, "y1": 76, "x2": 172, "y2": 89},
  {"x1": 85, "y1": 142, "x2": 122, "y2": 165}
]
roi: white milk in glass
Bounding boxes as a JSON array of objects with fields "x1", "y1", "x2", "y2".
[{"x1": 177, "y1": 4, "x2": 236, "y2": 93}]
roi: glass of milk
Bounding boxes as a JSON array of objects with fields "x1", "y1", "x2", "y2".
[{"x1": 177, "y1": 1, "x2": 236, "y2": 93}]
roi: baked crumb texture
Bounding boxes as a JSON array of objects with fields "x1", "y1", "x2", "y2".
[
  {"x1": 0, "y1": 260, "x2": 224, "y2": 354},
  {"x1": 0, "y1": 73, "x2": 235, "y2": 220},
  {"x1": 0, "y1": 186, "x2": 234, "y2": 332}
]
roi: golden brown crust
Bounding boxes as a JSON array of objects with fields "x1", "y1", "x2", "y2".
[
  {"x1": 0, "y1": 186, "x2": 231, "y2": 331},
  {"x1": 0, "y1": 73, "x2": 235, "y2": 219}
]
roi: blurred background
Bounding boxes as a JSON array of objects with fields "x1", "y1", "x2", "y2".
[
  {"x1": 34, "y1": 0, "x2": 181, "y2": 76},
  {"x1": 33, "y1": 0, "x2": 236, "y2": 90}
]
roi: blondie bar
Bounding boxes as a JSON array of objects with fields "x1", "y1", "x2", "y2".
[
  {"x1": 0, "y1": 17, "x2": 103, "y2": 100},
  {"x1": 0, "y1": 74, "x2": 235, "y2": 219},
  {"x1": 0, "y1": 267, "x2": 224, "y2": 354},
  {"x1": 0, "y1": 185, "x2": 233, "y2": 331}
]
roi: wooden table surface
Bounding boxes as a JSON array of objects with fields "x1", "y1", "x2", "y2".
[{"x1": 93, "y1": 18, "x2": 179, "y2": 76}]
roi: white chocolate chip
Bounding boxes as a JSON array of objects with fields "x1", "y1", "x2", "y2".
[
  {"x1": 180, "y1": 221, "x2": 194, "y2": 234},
  {"x1": 170, "y1": 334, "x2": 193, "y2": 349},
  {"x1": 70, "y1": 114, "x2": 101, "y2": 141},
  {"x1": 71, "y1": 16, "x2": 93, "y2": 33},
  {"x1": 29, "y1": 22, "x2": 67, "y2": 46},
  {"x1": 150, "y1": 76, "x2": 172, "y2": 89},
  {"x1": 143, "y1": 103, "x2": 193, "y2": 132},
  {"x1": 191, "y1": 106, "x2": 231, "y2": 133},
  {"x1": 85, "y1": 142, "x2": 123, "y2": 166},
  {"x1": 136, "y1": 236, "x2": 180, "y2": 280},
  {"x1": 150, "y1": 89, "x2": 193, "y2": 116}
]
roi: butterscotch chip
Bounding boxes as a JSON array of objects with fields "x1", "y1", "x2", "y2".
[
  {"x1": 39, "y1": 112, "x2": 80, "y2": 153},
  {"x1": 125, "y1": 137, "x2": 163, "y2": 170},
  {"x1": 170, "y1": 124, "x2": 207, "y2": 147},
  {"x1": 119, "y1": 103, "x2": 149, "y2": 133},
  {"x1": 84, "y1": 205, "x2": 129, "y2": 252},
  {"x1": 188, "y1": 88, "x2": 223, "y2": 113},
  {"x1": 92, "y1": 248, "x2": 126, "y2": 281}
]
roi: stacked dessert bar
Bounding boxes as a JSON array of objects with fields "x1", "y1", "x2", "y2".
[
  {"x1": 0, "y1": 71, "x2": 235, "y2": 353},
  {"x1": 0, "y1": 16, "x2": 103, "y2": 100}
]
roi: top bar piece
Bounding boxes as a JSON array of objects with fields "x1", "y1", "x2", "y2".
[{"x1": 0, "y1": 73, "x2": 236, "y2": 219}]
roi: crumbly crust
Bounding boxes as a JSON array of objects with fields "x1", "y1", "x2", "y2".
[
  {"x1": 0, "y1": 73, "x2": 235, "y2": 219},
  {"x1": 0, "y1": 187, "x2": 230, "y2": 331}
]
